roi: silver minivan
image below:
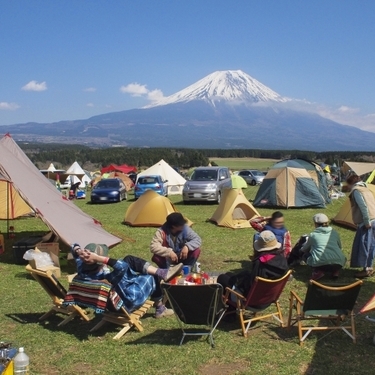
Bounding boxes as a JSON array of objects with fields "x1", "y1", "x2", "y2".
[{"x1": 183, "y1": 167, "x2": 232, "y2": 204}]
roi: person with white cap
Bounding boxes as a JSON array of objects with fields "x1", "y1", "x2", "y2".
[
  {"x1": 217, "y1": 230, "x2": 289, "y2": 298},
  {"x1": 301, "y1": 213, "x2": 346, "y2": 280}
]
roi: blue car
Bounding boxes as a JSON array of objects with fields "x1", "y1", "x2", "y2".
[
  {"x1": 91, "y1": 178, "x2": 127, "y2": 203},
  {"x1": 134, "y1": 175, "x2": 168, "y2": 199}
]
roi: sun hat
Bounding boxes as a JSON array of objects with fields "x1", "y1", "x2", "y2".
[
  {"x1": 166, "y1": 212, "x2": 187, "y2": 227},
  {"x1": 254, "y1": 230, "x2": 282, "y2": 252},
  {"x1": 313, "y1": 213, "x2": 329, "y2": 224},
  {"x1": 84, "y1": 243, "x2": 109, "y2": 256}
]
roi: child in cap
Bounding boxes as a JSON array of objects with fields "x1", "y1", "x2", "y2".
[{"x1": 302, "y1": 214, "x2": 346, "y2": 280}]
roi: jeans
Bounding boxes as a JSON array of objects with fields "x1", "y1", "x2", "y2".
[
  {"x1": 123, "y1": 255, "x2": 162, "y2": 300},
  {"x1": 151, "y1": 248, "x2": 201, "y2": 268}
]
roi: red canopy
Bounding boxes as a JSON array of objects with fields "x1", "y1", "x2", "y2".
[{"x1": 101, "y1": 164, "x2": 137, "y2": 175}]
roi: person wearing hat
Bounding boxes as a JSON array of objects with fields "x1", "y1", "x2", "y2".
[
  {"x1": 71, "y1": 243, "x2": 183, "y2": 318},
  {"x1": 150, "y1": 212, "x2": 202, "y2": 268},
  {"x1": 217, "y1": 230, "x2": 289, "y2": 300},
  {"x1": 301, "y1": 213, "x2": 346, "y2": 280},
  {"x1": 346, "y1": 174, "x2": 375, "y2": 278}
]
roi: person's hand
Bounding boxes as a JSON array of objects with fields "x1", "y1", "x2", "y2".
[
  {"x1": 180, "y1": 246, "x2": 189, "y2": 260},
  {"x1": 366, "y1": 224, "x2": 372, "y2": 229},
  {"x1": 169, "y1": 251, "x2": 178, "y2": 263}
]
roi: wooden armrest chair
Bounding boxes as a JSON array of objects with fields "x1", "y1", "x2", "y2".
[
  {"x1": 224, "y1": 270, "x2": 292, "y2": 337},
  {"x1": 287, "y1": 279, "x2": 363, "y2": 345},
  {"x1": 161, "y1": 283, "x2": 227, "y2": 347},
  {"x1": 25, "y1": 265, "x2": 90, "y2": 326}
]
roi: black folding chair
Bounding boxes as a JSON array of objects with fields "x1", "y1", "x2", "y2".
[{"x1": 161, "y1": 283, "x2": 226, "y2": 347}]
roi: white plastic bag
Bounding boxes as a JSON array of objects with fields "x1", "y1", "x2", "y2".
[{"x1": 23, "y1": 249, "x2": 54, "y2": 267}]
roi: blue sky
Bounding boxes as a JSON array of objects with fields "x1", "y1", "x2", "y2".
[{"x1": 1, "y1": 1, "x2": 375, "y2": 130}]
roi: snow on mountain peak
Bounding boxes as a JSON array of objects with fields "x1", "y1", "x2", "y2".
[{"x1": 146, "y1": 70, "x2": 289, "y2": 108}]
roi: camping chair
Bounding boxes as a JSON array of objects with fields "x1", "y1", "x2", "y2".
[
  {"x1": 90, "y1": 299, "x2": 155, "y2": 340},
  {"x1": 25, "y1": 265, "x2": 90, "y2": 326},
  {"x1": 161, "y1": 283, "x2": 227, "y2": 347},
  {"x1": 287, "y1": 279, "x2": 363, "y2": 346},
  {"x1": 224, "y1": 270, "x2": 292, "y2": 337}
]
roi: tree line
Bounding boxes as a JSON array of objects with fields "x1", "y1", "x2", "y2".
[{"x1": 20, "y1": 142, "x2": 375, "y2": 170}]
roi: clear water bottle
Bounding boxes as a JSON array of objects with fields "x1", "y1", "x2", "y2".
[{"x1": 13, "y1": 347, "x2": 29, "y2": 375}]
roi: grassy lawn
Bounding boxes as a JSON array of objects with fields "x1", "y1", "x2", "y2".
[
  {"x1": 210, "y1": 157, "x2": 278, "y2": 171},
  {"x1": 1, "y1": 187, "x2": 375, "y2": 375}
]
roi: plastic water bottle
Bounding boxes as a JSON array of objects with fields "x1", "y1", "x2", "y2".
[{"x1": 13, "y1": 347, "x2": 29, "y2": 375}]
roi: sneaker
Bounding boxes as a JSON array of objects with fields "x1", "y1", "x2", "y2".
[
  {"x1": 165, "y1": 263, "x2": 183, "y2": 282},
  {"x1": 155, "y1": 305, "x2": 174, "y2": 319},
  {"x1": 355, "y1": 269, "x2": 374, "y2": 279},
  {"x1": 312, "y1": 270, "x2": 325, "y2": 280}
]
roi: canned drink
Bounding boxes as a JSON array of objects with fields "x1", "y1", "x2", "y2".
[
  {"x1": 182, "y1": 265, "x2": 190, "y2": 276},
  {"x1": 195, "y1": 262, "x2": 201, "y2": 273}
]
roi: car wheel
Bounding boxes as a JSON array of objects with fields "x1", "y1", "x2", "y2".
[
  {"x1": 217, "y1": 192, "x2": 221, "y2": 204},
  {"x1": 250, "y1": 180, "x2": 257, "y2": 186}
]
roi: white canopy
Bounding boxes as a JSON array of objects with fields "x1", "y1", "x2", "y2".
[
  {"x1": 66, "y1": 161, "x2": 85, "y2": 176},
  {"x1": 0, "y1": 134, "x2": 121, "y2": 248},
  {"x1": 342, "y1": 161, "x2": 375, "y2": 177},
  {"x1": 47, "y1": 163, "x2": 57, "y2": 172},
  {"x1": 138, "y1": 159, "x2": 186, "y2": 195}
]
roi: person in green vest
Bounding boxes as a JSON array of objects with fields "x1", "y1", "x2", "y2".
[{"x1": 302, "y1": 213, "x2": 346, "y2": 280}]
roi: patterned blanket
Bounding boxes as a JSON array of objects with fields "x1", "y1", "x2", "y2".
[{"x1": 63, "y1": 279, "x2": 123, "y2": 313}]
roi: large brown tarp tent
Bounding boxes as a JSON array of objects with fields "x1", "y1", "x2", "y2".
[
  {"x1": 333, "y1": 184, "x2": 375, "y2": 229},
  {"x1": 0, "y1": 134, "x2": 121, "y2": 247},
  {"x1": 124, "y1": 190, "x2": 192, "y2": 227},
  {"x1": 342, "y1": 161, "x2": 375, "y2": 177},
  {"x1": 210, "y1": 189, "x2": 260, "y2": 229}
]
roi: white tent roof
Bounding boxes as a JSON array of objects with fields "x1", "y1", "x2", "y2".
[
  {"x1": 0, "y1": 135, "x2": 121, "y2": 248},
  {"x1": 342, "y1": 161, "x2": 375, "y2": 177},
  {"x1": 66, "y1": 161, "x2": 85, "y2": 176},
  {"x1": 138, "y1": 159, "x2": 186, "y2": 187},
  {"x1": 47, "y1": 163, "x2": 56, "y2": 172}
]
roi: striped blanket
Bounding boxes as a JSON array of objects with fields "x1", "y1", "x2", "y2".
[{"x1": 63, "y1": 279, "x2": 122, "y2": 313}]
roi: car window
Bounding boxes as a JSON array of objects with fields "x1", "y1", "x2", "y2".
[
  {"x1": 191, "y1": 170, "x2": 218, "y2": 181},
  {"x1": 138, "y1": 177, "x2": 158, "y2": 184},
  {"x1": 251, "y1": 171, "x2": 265, "y2": 176},
  {"x1": 96, "y1": 180, "x2": 119, "y2": 189},
  {"x1": 219, "y1": 169, "x2": 228, "y2": 180},
  {"x1": 239, "y1": 171, "x2": 248, "y2": 176}
]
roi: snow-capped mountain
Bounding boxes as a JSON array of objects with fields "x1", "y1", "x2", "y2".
[{"x1": 146, "y1": 70, "x2": 289, "y2": 107}]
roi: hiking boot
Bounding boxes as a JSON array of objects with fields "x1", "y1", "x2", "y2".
[
  {"x1": 311, "y1": 270, "x2": 325, "y2": 281},
  {"x1": 165, "y1": 263, "x2": 183, "y2": 282},
  {"x1": 155, "y1": 305, "x2": 174, "y2": 319},
  {"x1": 355, "y1": 269, "x2": 374, "y2": 279}
]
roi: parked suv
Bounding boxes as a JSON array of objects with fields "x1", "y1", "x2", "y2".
[
  {"x1": 134, "y1": 175, "x2": 168, "y2": 199},
  {"x1": 183, "y1": 167, "x2": 232, "y2": 204},
  {"x1": 237, "y1": 170, "x2": 265, "y2": 186}
]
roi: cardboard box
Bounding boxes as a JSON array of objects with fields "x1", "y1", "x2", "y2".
[
  {"x1": 28, "y1": 247, "x2": 61, "y2": 279},
  {"x1": 35, "y1": 242, "x2": 60, "y2": 267}
]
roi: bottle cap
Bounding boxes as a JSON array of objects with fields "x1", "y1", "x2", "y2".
[{"x1": 19, "y1": 347, "x2": 24, "y2": 353}]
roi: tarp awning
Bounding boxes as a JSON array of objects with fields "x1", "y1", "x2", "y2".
[{"x1": 342, "y1": 161, "x2": 375, "y2": 177}]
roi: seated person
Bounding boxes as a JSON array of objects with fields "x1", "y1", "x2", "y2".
[
  {"x1": 301, "y1": 214, "x2": 346, "y2": 280},
  {"x1": 150, "y1": 212, "x2": 202, "y2": 268},
  {"x1": 218, "y1": 231, "x2": 289, "y2": 299},
  {"x1": 71, "y1": 243, "x2": 183, "y2": 318},
  {"x1": 250, "y1": 211, "x2": 291, "y2": 257}
]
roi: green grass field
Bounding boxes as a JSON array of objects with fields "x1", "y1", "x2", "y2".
[
  {"x1": 1, "y1": 187, "x2": 375, "y2": 375},
  {"x1": 210, "y1": 157, "x2": 278, "y2": 171}
]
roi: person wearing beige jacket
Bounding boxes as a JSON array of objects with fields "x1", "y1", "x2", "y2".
[{"x1": 150, "y1": 213, "x2": 202, "y2": 268}]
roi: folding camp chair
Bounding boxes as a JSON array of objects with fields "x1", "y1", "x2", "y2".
[
  {"x1": 161, "y1": 283, "x2": 227, "y2": 347},
  {"x1": 25, "y1": 265, "x2": 90, "y2": 326},
  {"x1": 90, "y1": 299, "x2": 154, "y2": 340},
  {"x1": 224, "y1": 270, "x2": 292, "y2": 337},
  {"x1": 288, "y1": 279, "x2": 363, "y2": 345}
]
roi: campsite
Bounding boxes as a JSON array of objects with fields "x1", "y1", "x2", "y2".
[{"x1": 1, "y1": 137, "x2": 375, "y2": 375}]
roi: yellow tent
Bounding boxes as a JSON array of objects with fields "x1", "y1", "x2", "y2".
[
  {"x1": 124, "y1": 190, "x2": 192, "y2": 227},
  {"x1": 210, "y1": 189, "x2": 260, "y2": 229},
  {"x1": 333, "y1": 184, "x2": 375, "y2": 229},
  {"x1": 0, "y1": 175, "x2": 32, "y2": 219}
]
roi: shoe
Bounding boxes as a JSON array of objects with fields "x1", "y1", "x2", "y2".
[
  {"x1": 311, "y1": 270, "x2": 325, "y2": 280},
  {"x1": 155, "y1": 305, "x2": 174, "y2": 319},
  {"x1": 355, "y1": 269, "x2": 374, "y2": 279},
  {"x1": 331, "y1": 270, "x2": 340, "y2": 279},
  {"x1": 165, "y1": 263, "x2": 183, "y2": 282}
]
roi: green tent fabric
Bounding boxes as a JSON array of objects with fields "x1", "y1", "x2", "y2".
[
  {"x1": 254, "y1": 160, "x2": 327, "y2": 208},
  {"x1": 231, "y1": 175, "x2": 247, "y2": 189}
]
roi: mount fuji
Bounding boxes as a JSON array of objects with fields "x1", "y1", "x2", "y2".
[{"x1": 4, "y1": 70, "x2": 375, "y2": 151}]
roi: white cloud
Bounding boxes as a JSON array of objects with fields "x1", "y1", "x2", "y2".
[
  {"x1": 86, "y1": 102, "x2": 94, "y2": 107},
  {"x1": 83, "y1": 87, "x2": 97, "y2": 92},
  {"x1": 105, "y1": 104, "x2": 112, "y2": 108},
  {"x1": 21, "y1": 80, "x2": 47, "y2": 92},
  {"x1": 120, "y1": 82, "x2": 165, "y2": 102},
  {"x1": 0, "y1": 102, "x2": 20, "y2": 110}
]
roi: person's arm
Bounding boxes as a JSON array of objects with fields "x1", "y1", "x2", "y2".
[
  {"x1": 353, "y1": 189, "x2": 371, "y2": 227},
  {"x1": 184, "y1": 227, "x2": 202, "y2": 251},
  {"x1": 283, "y1": 231, "x2": 292, "y2": 257},
  {"x1": 150, "y1": 229, "x2": 176, "y2": 259},
  {"x1": 249, "y1": 217, "x2": 268, "y2": 232}
]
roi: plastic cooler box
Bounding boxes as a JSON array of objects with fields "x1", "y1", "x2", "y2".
[{"x1": 13, "y1": 236, "x2": 43, "y2": 265}]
